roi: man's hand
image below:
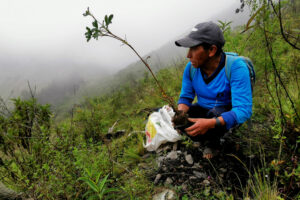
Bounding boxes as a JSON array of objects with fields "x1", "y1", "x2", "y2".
[{"x1": 185, "y1": 118, "x2": 216, "y2": 136}]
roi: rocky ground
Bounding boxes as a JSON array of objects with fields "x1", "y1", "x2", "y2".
[{"x1": 146, "y1": 132, "x2": 256, "y2": 199}]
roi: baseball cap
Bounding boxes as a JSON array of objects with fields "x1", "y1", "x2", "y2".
[{"x1": 175, "y1": 21, "x2": 225, "y2": 48}]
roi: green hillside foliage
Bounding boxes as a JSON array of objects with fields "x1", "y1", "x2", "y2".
[{"x1": 0, "y1": 0, "x2": 299, "y2": 199}]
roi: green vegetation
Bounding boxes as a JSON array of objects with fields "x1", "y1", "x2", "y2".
[{"x1": 0, "y1": 0, "x2": 299, "y2": 199}]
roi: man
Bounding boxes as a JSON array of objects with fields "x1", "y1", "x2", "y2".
[{"x1": 175, "y1": 22, "x2": 252, "y2": 159}]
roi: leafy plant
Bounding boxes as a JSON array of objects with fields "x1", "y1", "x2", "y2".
[
  {"x1": 78, "y1": 169, "x2": 118, "y2": 200},
  {"x1": 217, "y1": 20, "x2": 232, "y2": 33},
  {"x1": 82, "y1": 8, "x2": 178, "y2": 113}
]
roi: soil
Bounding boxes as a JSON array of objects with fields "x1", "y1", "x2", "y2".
[{"x1": 172, "y1": 111, "x2": 193, "y2": 133}]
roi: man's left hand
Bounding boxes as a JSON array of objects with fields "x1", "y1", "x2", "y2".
[{"x1": 185, "y1": 118, "x2": 215, "y2": 136}]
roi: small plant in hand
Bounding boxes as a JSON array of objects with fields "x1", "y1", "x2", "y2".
[{"x1": 83, "y1": 8, "x2": 190, "y2": 129}]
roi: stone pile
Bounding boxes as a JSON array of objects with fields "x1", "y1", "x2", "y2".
[{"x1": 152, "y1": 139, "x2": 250, "y2": 193}]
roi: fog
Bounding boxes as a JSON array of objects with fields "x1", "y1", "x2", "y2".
[{"x1": 0, "y1": 0, "x2": 245, "y2": 101}]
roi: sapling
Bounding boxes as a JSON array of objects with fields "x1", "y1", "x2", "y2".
[{"x1": 83, "y1": 8, "x2": 189, "y2": 128}]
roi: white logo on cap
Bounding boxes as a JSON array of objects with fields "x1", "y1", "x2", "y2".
[{"x1": 191, "y1": 27, "x2": 198, "y2": 32}]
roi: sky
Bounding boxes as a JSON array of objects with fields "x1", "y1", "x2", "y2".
[
  {"x1": 0, "y1": 0, "x2": 244, "y2": 99},
  {"x1": 0, "y1": 0, "x2": 241, "y2": 70}
]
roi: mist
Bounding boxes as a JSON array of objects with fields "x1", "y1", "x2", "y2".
[{"x1": 0, "y1": 0, "x2": 248, "y2": 103}]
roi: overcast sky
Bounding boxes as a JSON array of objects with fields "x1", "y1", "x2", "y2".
[{"x1": 0, "y1": 0, "x2": 241, "y2": 72}]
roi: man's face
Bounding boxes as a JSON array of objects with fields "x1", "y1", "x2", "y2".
[{"x1": 187, "y1": 45, "x2": 210, "y2": 68}]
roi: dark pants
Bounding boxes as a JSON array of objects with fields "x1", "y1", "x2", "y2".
[{"x1": 186, "y1": 104, "x2": 231, "y2": 148}]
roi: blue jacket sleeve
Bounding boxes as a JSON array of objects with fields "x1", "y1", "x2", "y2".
[
  {"x1": 221, "y1": 58, "x2": 253, "y2": 129},
  {"x1": 178, "y1": 62, "x2": 195, "y2": 107}
]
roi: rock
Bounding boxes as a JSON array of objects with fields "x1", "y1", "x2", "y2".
[
  {"x1": 176, "y1": 150, "x2": 182, "y2": 155},
  {"x1": 172, "y1": 142, "x2": 178, "y2": 151},
  {"x1": 138, "y1": 163, "x2": 148, "y2": 169},
  {"x1": 156, "y1": 147, "x2": 163, "y2": 154},
  {"x1": 162, "y1": 166, "x2": 168, "y2": 172},
  {"x1": 156, "y1": 156, "x2": 165, "y2": 167},
  {"x1": 0, "y1": 181, "x2": 23, "y2": 200},
  {"x1": 181, "y1": 183, "x2": 188, "y2": 191},
  {"x1": 165, "y1": 177, "x2": 173, "y2": 185},
  {"x1": 142, "y1": 153, "x2": 150, "y2": 159},
  {"x1": 192, "y1": 163, "x2": 203, "y2": 169},
  {"x1": 193, "y1": 142, "x2": 201, "y2": 148},
  {"x1": 154, "y1": 174, "x2": 162, "y2": 185},
  {"x1": 153, "y1": 189, "x2": 176, "y2": 200},
  {"x1": 163, "y1": 145, "x2": 171, "y2": 152},
  {"x1": 185, "y1": 154, "x2": 194, "y2": 165},
  {"x1": 248, "y1": 154, "x2": 255, "y2": 159},
  {"x1": 189, "y1": 176, "x2": 197, "y2": 181},
  {"x1": 193, "y1": 171, "x2": 207, "y2": 179},
  {"x1": 166, "y1": 151, "x2": 178, "y2": 160},
  {"x1": 219, "y1": 168, "x2": 227, "y2": 173},
  {"x1": 202, "y1": 179, "x2": 210, "y2": 186}
]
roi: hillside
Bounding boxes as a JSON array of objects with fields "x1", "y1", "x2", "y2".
[{"x1": 0, "y1": 1, "x2": 299, "y2": 199}]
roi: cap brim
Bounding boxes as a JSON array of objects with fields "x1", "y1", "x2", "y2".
[{"x1": 175, "y1": 37, "x2": 203, "y2": 47}]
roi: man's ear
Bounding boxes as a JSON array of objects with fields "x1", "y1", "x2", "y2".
[{"x1": 208, "y1": 45, "x2": 217, "y2": 57}]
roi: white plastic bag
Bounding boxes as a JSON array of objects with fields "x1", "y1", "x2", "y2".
[{"x1": 144, "y1": 105, "x2": 182, "y2": 151}]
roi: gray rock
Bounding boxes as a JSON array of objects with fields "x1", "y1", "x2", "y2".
[
  {"x1": 138, "y1": 163, "x2": 148, "y2": 169},
  {"x1": 185, "y1": 154, "x2": 194, "y2": 165},
  {"x1": 193, "y1": 171, "x2": 207, "y2": 179},
  {"x1": 162, "y1": 166, "x2": 168, "y2": 172},
  {"x1": 156, "y1": 147, "x2": 163, "y2": 153},
  {"x1": 192, "y1": 142, "x2": 201, "y2": 148},
  {"x1": 165, "y1": 177, "x2": 173, "y2": 185},
  {"x1": 172, "y1": 142, "x2": 178, "y2": 151},
  {"x1": 202, "y1": 179, "x2": 210, "y2": 185},
  {"x1": 181, "y1": 183, "x2": 188, "y2": 191},
  {"x1": 153, "y1": 189, "x2": 176, "y2": 200},
  {"x1": 156, "y1": 156, "x2": 165, "y2": 167},
  {"x1": 142, "y1": 153, "x2": 150, "y2": 159},
  {"x1": 219, "y1": 168, "x2": 227, "y2": 173},
  {"x1": 192, "y1": 163, "x2": 203, "y2": 169},
  {"x1": 176, "y1": 150, "x2": 182, "y2": 155},
  {"x1": 163, "y1": 145, "x2": 171, "y2": 152},
  {"x1": 154, "y1": 174, "x2": 162, "y2": 185},
  {"x1": 189, "y1": 176, "x2": 197, "y2": 181},
  {"x1": 166, "y1": 151, "x2": 178, "y2": 160}
]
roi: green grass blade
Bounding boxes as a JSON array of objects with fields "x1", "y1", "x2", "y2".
[
  {"x1": 78, "y1": 177, "x2": 99, "y2": 193},
  {"x1": 98, "y1": 174, "x2": 109, "y2": 192}
]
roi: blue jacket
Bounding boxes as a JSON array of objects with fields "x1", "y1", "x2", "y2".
[{"x1": 178, "y1": 53, "x2": 252, "y2": 129}]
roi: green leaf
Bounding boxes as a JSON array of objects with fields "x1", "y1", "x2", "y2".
[
  {"x1": 98, "y1": 174, "x2": 109, "y2": 192},
  {"x1": 83, "y1": 190, "x2": 94, "y2": 198},
  {"x1": 87, "y1": 195, "x2": 99, "y2": 200},
  {"x1": 78, "y1": 177, "x2": 98, "y2": 193},
  {"x1": 103, "y1": 187, "x2": 119, "y2": 194},
  {"x1": 83, "y1": 7, "x2": 90, "y2": 17},
  {"x1": 105, "y1": 15, "x2": 108, "y2": 25},
  {"x1": 92, "y1": 20, "x2": 98, "y2": 29},
  {"x1": 84, "y1": 168, "x2": 92, "y2": 178},
  {"x1": 108, "y1": 14, "x2": 114, "y2": 24},
  {"x1": 95, "y1": 171, "x2": 102, "y2": 184},
  {"x1": 86, "y1": 36, "x2": 91, "y2": 42},
  {"x1": 242, "y1": 5, "x2": 265, "y2": 33}
]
